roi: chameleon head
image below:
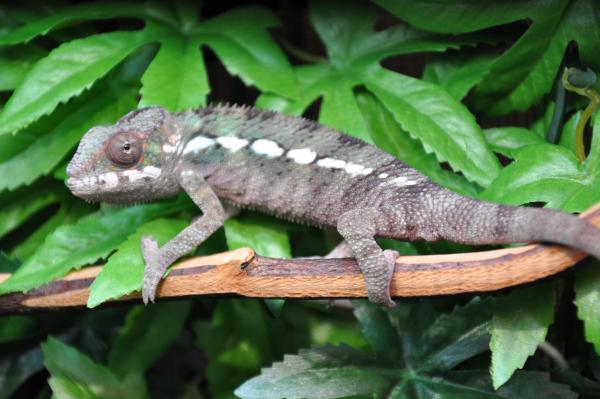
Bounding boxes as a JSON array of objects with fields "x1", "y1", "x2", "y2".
[{"x1": 66, "y1": 107, "x2": 181, "y2": 204}]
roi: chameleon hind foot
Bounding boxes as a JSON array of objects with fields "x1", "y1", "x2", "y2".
[
  {"x1": 338, "y1": 208, "x2": 399, "y2": 307},
  {"x1": 141, "y1": 235, "x2": 166, "y2": 304},
  {"x1": 369, "y1": 249, "x2": 398, "y2": 307}
]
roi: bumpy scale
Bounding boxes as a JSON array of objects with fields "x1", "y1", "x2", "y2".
[{"x1": 66, "y1": 106, "x2": 600, "y2": 306}]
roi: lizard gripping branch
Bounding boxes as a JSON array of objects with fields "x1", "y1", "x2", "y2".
[{"x1": 65, "y1": 106, "x2": 600, "y2": 307}]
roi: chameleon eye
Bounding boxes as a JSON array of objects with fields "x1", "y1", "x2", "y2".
[{"x1": 106, "y1": 131, "x2": 143, "y2": 167}]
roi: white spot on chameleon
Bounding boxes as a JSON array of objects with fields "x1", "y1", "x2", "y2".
[
  {"x1": 183, "y1": 135, "x2": 215, "y2": 154},
  {"x1": 378, "y1": 173, "x2": 389, "y2": 179},
  {"x1": 286, "y1": 148, "x2": 317, "y2": 164},
  {"x1": 122, "y1": 167, "x2": 161, "y2": 183},
  {"x1": 124, "y1": 170, "x2": 146, "y2": 183},
  {"x1": 217, "y1": 136, "x2": 249, "y2": 152},
  {"x1": 317, "y1": 158, "x2": 346, "y2": 169},
  {"x1": 163, "y1": 144, "x2": 177, "y2": 153},
  {"x1": 251, "y1": 139, "x2": 284, "y2": 158},
  {"x1": 345, "y1": 162, "x2": 373, "y2": 176},
  {"x1": 379, "y1": 176, "x2": 417, "y2": 187},
  {"x1": 143, "y1": 166, "x2": 161, "y2": 178},
  {"x1": 70, "y1": 175, "x2": 98, "y2": 187},
  {"x1": 99, "y1": 172, "x2": 119, "y2": 189}
]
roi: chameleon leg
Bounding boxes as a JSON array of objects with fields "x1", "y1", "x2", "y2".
[
  {"x1": 141, "y1": 170, "x2": 226, "y2": 304},
  {"x1": 337, "y1": 208, "x2": 398, "y2": 307}
]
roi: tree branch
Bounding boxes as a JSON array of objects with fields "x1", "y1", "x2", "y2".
[{"x1": 1, "y1": 203, "x2": 599, "y2": 313}]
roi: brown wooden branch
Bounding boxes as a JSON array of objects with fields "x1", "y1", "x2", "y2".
[{"x1": 2, "y1": 203, "x2": 600, "y2": 313}]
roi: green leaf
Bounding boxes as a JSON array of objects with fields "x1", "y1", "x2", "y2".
[
  {"x1": 567, "y1": 1, "x2": 600, "y2": 74},
  {"x1": 482, "y1": 114, "x2": 600, "y2": 211},
  {"x1": 0, "y1": 1, "x2": 162, "y2": 46},
  {"x1": 0, "y1": 346, "x2": 44, "y2": 399},
  {"x1": 198, "y1": 300, "x2": 312, "y2": 399},
  {"x1": 0, "y1": 183, "x2": 63, "y2": 240},
  {"x1": 139, "y1": 30, "x2": 208, "y2": 111},
  {"x1": 356, "y1": 90, "x2": 479, "y2": 196},
  {"x1": 310, "y1": 0, "x2": 478, "y2": 69},
  {"x1": 257, "y1": 64, "x2": 372, "y2": 140},
  {"x1": 318, "y1": 77, "x2": 370, "y2": 142},
  {"x1": 352, "y1": 300, "x2": 402, "y2": 365},
  {"x1": 483, "y1": 127, "x2": 546, "y2": 159},
  {"x1": 575, "y1": 262, "x2": 600, "y2": 353},
  {"x1": 238, "y1": 347, "x2": 574, "y2": 399},
  {"x1": 0, "y1": 83, "x2": 91, "y2": 162},
  {"x1": 224, "y1": 216, "x2": 291, "y2": 258},
  {"x1": 553, "y1": 367, "x2": 600, "y2": 397},
  {"x1": 443, "y1": 370, "x2": 577, "y2": 399},
  {"x1": 558, "y1": 111, "x2": 581, "y2": 153},
  {"x1": 471, "y1": 5, "x2": 569, "y2": 115},
  {"x1": 0, "y1": 45, "x2": 46, "y2": 91},
  {"x1": 422, "y1": 50, "x2": 497, "y2": 100},
  {"x1": 309, "y1": 0, "x2": 379, "y2": 68},
  {"x1": 0, "y1": 315, "x2": 43, "y2": 343},
  {"x1": 410, "y1": 297, "x2": 493, "y2": 371},
  {"x1": 373, "y1": 0, "x2": 538, "y2": 34},
  {"x1": 195, "y1": 6, "x2": 297, "y2": 99},
  {"x1": 0, "y1": 29, "x2": 151, "y2": 134},
  {"x1": 0, "y1": 202, "x2": 182, "y2": 295},
  {"x1": 491, "y1": 284, "x2": 555, "y2": 389},
  {"x1": 11, "y1": 201, "x2": 92, "y2": 261},
  {"x1": 107, "y1": 302, "x2": 191, "y2": 377},
  {"x1": 0, "y1": 131, "x2": 34, "y2": 164},
  {"x1": 42, "y1": 336, "x2": 147, "y2": 399},
  {"x1": 0, "y1": 252, "x2": 20, "y2": 273},
  {"x1": 366, "y1": 67, "x2": 501, "y2": 187},
  {"x1": 87, "y1": 218, "x2": 187, "y2": 308},
  {"x1": 237, "y1": 297, "x2": 570, "y2": 399},
  {"x1": 256, "y1": 0, "x2": 482, "y2": 143},
  {"x1": 378, "y1": 0, "x2": 600, "y2": 115},
  {"x1": 0, "y1": 86, "x2": 136, "y2": 191},
  {"x1": 481, "y1": 144, "x2": 587, "y2": 210},
  {"x1": 235, "y1": 345, "x2": 389, "y2": 399},
  {"x1": 475, "y1": 0, "x2": 599, "y2": 115}
]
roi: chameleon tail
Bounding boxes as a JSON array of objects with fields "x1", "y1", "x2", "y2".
[
  {"x1": 439, "y1": 194, "x2": 600, "y2": 259},
  {"x1": 507, "y1": 206, "x2": 600, "y2": 259}
]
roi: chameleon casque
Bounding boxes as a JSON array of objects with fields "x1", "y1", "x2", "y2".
[{"x1": 66, "y1": 106, "x2": 600, "y2": 306}]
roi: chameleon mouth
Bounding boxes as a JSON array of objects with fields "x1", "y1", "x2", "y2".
[
  {"x1": 66, "y1": 172, "x2": 120, "y2": 193},
  {"x1": 65, "y1": 176, "x2": 92, "y2": 196}
]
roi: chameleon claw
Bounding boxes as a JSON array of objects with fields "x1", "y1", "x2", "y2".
[
  {"x1": 360, "y1": 249, "x2": 398, "y2": 308},
  {"x1": 142, "y1": 289, "x2": 150, "y2": 305},
  {"x1": 142, "y1": 269, "x2": 160, "y2": 305},
  {"x1": 381, "y1": 249, "x2": 399, "y2": 307}
]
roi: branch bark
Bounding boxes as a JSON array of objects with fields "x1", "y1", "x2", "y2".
[{"x1": 1, "y1": 203, "x2": 599, "y2": 313}]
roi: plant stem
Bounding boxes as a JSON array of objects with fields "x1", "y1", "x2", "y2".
[{"x1": 562, "y1": 68, "x2": 600, "y2": 162}]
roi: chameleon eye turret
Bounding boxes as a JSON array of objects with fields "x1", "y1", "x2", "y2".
[{"x1": 106, "y1": 131, "x2": 144, "y2": 167}]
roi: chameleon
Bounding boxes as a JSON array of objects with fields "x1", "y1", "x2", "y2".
[{"x1": 66, "y1": 105, "x2": 600, "y2": 306}]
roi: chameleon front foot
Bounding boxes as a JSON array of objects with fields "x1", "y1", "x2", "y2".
[{"x1": 141, "y1": 235, "x2": 166, "y2": 304}]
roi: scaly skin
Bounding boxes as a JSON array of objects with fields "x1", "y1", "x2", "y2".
[{"x1": 66, "y1": 106, "x2": 600, "y2": 306}]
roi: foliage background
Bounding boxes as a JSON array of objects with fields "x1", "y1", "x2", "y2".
[{"x1": 1, "y1": 0, "x2": 600, "y2": 398}]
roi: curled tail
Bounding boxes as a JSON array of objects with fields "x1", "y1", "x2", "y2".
[{"x1": 438, "y1": 193, "x2": 600, "y2": 259}]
